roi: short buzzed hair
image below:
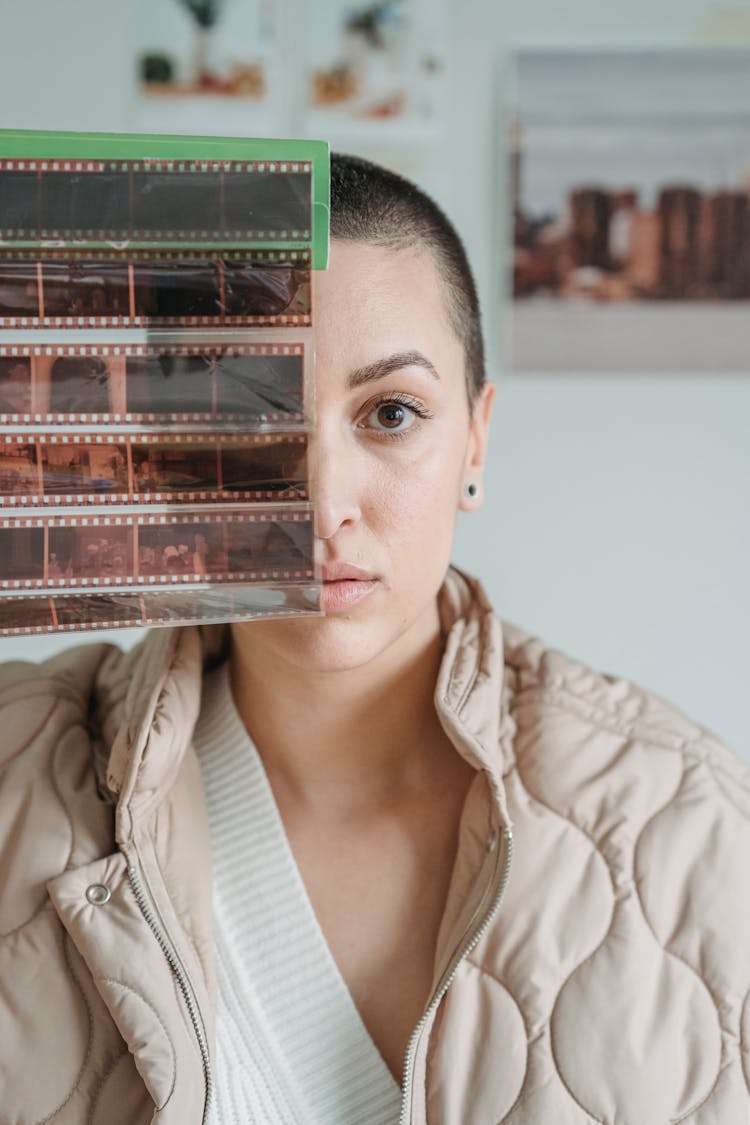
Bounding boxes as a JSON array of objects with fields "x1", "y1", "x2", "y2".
[{"x1": 329, "y1": 153, "x2": 486, "y2": 407}]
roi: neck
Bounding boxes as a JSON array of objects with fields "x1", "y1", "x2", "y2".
[{"x1": 228, "y1": 607, "x2": 456, "y2": 812}]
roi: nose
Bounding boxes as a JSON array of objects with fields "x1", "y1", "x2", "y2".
[{"x1": 307, "y1": 427, "x2": 362, "y2": 541}]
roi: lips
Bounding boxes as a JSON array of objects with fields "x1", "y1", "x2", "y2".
[
  {"x1": 319, "y1": 562, "x2": 378, "y2": 612},
  {"x1": 321, "y1": 562, "x2": 375, "y2": 582}
]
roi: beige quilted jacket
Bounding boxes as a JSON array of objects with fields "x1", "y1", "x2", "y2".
[{"x1": 0, "y1": 567, "x2": 748, "y2": 1125}]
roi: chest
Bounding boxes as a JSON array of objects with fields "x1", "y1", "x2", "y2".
[{"x1": 281, "y1": 792, "x2": 470, "y2": 1083}]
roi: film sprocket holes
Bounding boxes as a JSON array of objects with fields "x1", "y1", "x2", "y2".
[
  {"x1": 0, "y1": 160, "x2": 313, "y2": 247},
  {"x1": 0, "y1": 431, "x2": 308, "y2": 505},
  {"x1": 0, "y1": 128, "x2": 330, "y2": 635},
  {"x1": 0, "y1": 342, "x2": 309, "y2": 425},
  {"x1": 0, "y1": 250, "x2": 312, "y2": 329},
  {"x1": 0, "y1": 507, "x2": 315, "y2": 589},
  {"x1": 0, "y1": 584, "x2": 320, "y2": 636}
]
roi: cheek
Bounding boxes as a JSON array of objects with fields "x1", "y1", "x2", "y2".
[{"x1": 364, "y1": 445, "x2": 462, "y2": 562}]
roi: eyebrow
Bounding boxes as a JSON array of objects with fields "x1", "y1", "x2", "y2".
[{"x1": 345, "y1": 350, "x2": 440, "y2": 391}]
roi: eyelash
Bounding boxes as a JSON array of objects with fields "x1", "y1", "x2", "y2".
[{"x1": 359, "y1": 393, "x2": 434, "y2": 441}]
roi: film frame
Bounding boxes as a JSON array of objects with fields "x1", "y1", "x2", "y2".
[
  {"x1": 0, "y1": 158, "x2": 313, "y2": 247},
  {"x1": 0, "y1": 249, "x2": 311, "y2": 329},
  {"x1": 0, "y1": 506, "x2": 315, "y2": 591},
  {"x1": 0, "y1": 583, "x2": 321, "y2": 637},
  {"x1": 0, "y1": 341, "x2": 309, "y2": 426},
  {"x1": 0, "y1": 431, "x2": 308, "y2": 506}
]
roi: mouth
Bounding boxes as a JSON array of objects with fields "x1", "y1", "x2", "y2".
[{"x1": 319, "y1": 562, "x2": 379, "y2": 613}]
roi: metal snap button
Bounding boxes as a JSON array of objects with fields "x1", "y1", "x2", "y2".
[{"x1": 85, "y1": 883, "x2": 111, "y2": 906}]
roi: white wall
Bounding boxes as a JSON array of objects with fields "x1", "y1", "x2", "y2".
[
  {"x1": 0, "y1": 0, "x2": 747, "y2": 760},
  {"x1": 448, "y1": 0, "x2": 750, "y2": 762}
]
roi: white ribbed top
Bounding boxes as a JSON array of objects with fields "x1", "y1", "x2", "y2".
[{"x1": 194, "y1": 660, "x2": 403, "y2": 1125}]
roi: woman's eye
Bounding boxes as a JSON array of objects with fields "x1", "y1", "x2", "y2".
[
  {"x1": 374, "y1": 401, "x2": 411, "y2": 430},
  {"x1": 362, "y1": 397, "x2": 427, "y2": 436}
]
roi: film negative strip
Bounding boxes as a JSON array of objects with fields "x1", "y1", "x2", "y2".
[
  {"x1": 0, "y1": 583, "x2": 321, "y2": 636},
  {"x1": 0, "y1": 249, "x2": 311, "y2": 328},
  {"x1": 0, "y1": 506, "x2": 315, "y2": 590},
  {"x1": 0, "y1": 133, "x2": 326, "y2": 635},
  {"x1": 0, "y1": 159, "x2": 313, "y2": 246},
  {"x1": 0, "y1": 431, "x2": 308, "y2": 506},
  {"x1": 0, "y1": 341, "x2": 308, "y2": 426}
]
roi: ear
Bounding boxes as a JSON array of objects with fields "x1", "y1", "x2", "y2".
[{"x1": 459, "y1": 380, "x2": 496, "y2": 511}]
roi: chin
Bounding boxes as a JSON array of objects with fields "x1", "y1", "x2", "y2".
[
  {"x1": 245, "y1": 611, "x2": 392, "y2": 674},
  {"x1": 236, "y1": 583, "x2": 442, "y2": 675}
]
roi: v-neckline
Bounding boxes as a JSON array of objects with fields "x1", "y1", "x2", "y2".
[{"x1": 196, "y1": 661, "x2": 403, "y2": 1122}]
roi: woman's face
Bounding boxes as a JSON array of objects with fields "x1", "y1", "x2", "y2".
[{"x1": 234, "y1": 238, "x2": 494, "y2": 674}]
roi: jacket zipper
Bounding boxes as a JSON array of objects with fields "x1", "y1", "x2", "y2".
[
  {"x1": 126, "y1": 851, "x2": 213, "y2": 1125},
  {"x1": 397, "y1": 824, "x2": 514, "y2": 1125}
]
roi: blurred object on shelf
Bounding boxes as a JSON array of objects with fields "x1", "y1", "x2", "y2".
[
  {"x1": 138, "y1": 0, "x2": 274, "y2": 105},
  {"x1": 303, "y1": 0, "x2": 447, "y2": 133},
  {"x1": 140, "y1": 53, "x2": 175, "y2": 85},
  {"x1": 310, "y1": 65, "x2": 358, "y2": 107}
]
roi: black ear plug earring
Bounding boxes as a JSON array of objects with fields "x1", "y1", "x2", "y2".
[{"x1": 465, "y1": 482, "x2": 478, "y2": 498}]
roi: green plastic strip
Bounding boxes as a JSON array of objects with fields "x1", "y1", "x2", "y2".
[{"x1": 0, "y1": 128, "x2": 330, "y2": 269}]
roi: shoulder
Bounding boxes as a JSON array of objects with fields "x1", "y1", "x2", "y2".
[
  {"x1": 497, "y1": 616, "x2": 750, "y2": 979},
  {"x1": 0, "y1": 635, "x2": 143, "y2": 816},
  {"x1": 500, "y1": 617, "x2": 749, "y2": 800},
  {"x1": 498, "y1": 618, "x2": 750, "y2": 953},
  {"x1": 0, "y1": 639, "x2": 120, "y2": 767},
  {"x1": 0, "y1": 627, "x2": 183, "y2": 770},
  {"x1": 0, "y1": 633, "x2": 165, "y2": 847},
  {"x1": 0, "y1": 639, "x2": 136, "y2": 949}
]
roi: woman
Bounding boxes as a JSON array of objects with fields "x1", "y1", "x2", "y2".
[{"x1": 0, "y1": 155, "x2": 748, "y2": 1125}]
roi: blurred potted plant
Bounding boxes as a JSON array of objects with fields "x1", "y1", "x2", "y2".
[{"x1": 176, "y1": 0, "x2": 225, "y2": 88}]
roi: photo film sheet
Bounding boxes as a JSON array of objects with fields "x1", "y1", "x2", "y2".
[
  {"x1": 0, "y1": 130, "x2": 329, "y2": 265},
  {"x1": 0, "y1": 431, "x2": 309, "y2": 506},
  {"x1": 1, "y1": 585, "x2": 320, "y2": 637},
  {"x1": 0, "y1": 159, "x2": 313, "y2": 248},
  {"x1": 0, "y1": 341, "x2": 310, "y2": 427},
  {"x1": 0, "y1": 129, "x2": 330, "y2": 635},
  {"x1": 0, "y1": 250, "x2": 312, "y2": 329},
  {"x1": 1, "y1": 506, "x2": 315, "y2": 589}
]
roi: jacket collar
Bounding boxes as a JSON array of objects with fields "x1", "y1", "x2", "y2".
[
  {"x1": 436, "y1": 566, "x2": 513, "y2": 826},
  {"x1": 99, "y1": 565, "x2": 513, "y2": 842},
  {"x1": 102, "y1": 624, "x2": 206, "y2": 842}
]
